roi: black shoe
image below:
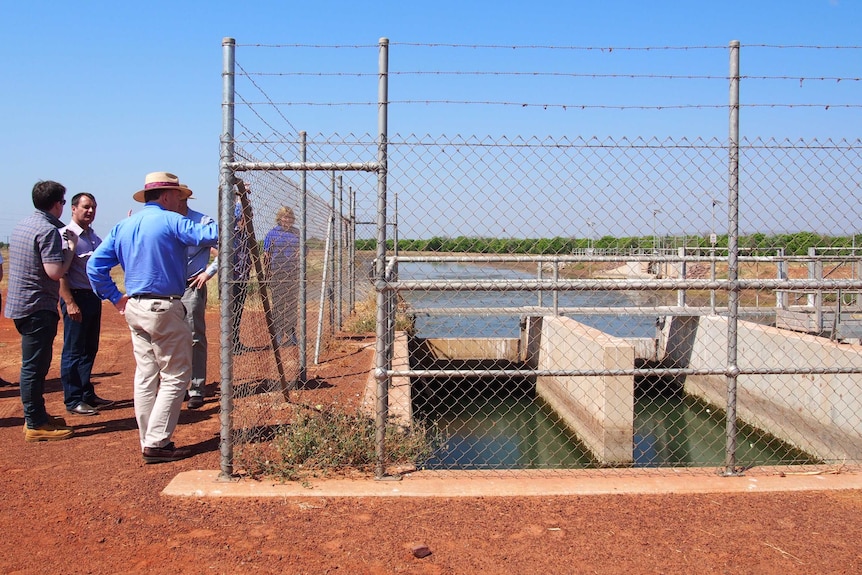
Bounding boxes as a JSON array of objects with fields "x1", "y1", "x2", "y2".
[
  {"x1": 67, "y1": 402, "x2": 98, "y2": 416},
  {"x1": 89, "y1": 396, "x2": 115, "y2": 407},
  {"x1": 187, "y1": 396, "x2": 204, "y2": 409},
  {"x1": 142, "y1": 442, "x2": 192, "y2": 464}
]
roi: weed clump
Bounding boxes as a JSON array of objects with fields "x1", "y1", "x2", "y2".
[{"x1": 259, "y1": 403, "x2": 435, "y2": 481}]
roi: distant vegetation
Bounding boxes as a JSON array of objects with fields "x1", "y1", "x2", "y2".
[{"x1": 355, "y1": 232, "x2": 861, "y2": 257}]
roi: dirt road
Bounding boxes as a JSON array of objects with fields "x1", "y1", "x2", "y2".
[{"x1": 1, "y1": 305, "x2": 861, "y2": 574}]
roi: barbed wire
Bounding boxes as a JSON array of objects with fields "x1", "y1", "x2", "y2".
[
  {"x1": 238, "y1": 100, "x2": 862, "y2": 110},
  {"x1": 232, "y1": 42, "x2": 861, "y2": 142},
  {"x1": 741, "y1": 44, "x2": 862, "y2": 49},
  {"x1": 231, "y1": 134, "x2": 861, "y2": 150},
  {"x1": 241, "y1": 71, "x2": 861, "y2": 82},
  {"x1": 234, "y1": 85, "x2": 325, "y2": 164},
  {"x1": 236, "y1": 43, "x2": 377, "y2": 48},
  {"x1": 236, "y1": 42, "x2": 862, "y2": 50},
  {"x1": 382, "y1": 136, "x2": 862, "y2": 149},
  {"x1": 236, "y1": 62, "x2": 300, "y2": 136},
  {"x1": 235, "y1": 93, "x2": 285, "y2": 139}
]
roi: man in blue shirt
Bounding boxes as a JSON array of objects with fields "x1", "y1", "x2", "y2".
[
  {"x1": 87, "y1": 172, "x2": 218, "y2": 464},
  {"x1": 177, "y1": 189, "x2": 218, "y2": 409},
  {"x1": 6, "y1": 180, "x2": 78, "y2": 442},
  {"x1": 59, "y1": 192, "x2": 115, "y2": 416}
]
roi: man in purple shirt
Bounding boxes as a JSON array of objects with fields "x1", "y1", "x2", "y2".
[
  {"x1": 87, "y1": 172, "x2": 218, "y2": 463},
  {"x1": 5, "y1": 180, "x2": 78, "y2": 442},
  {"x1": 59, "y1": 192, "x2": 115, "y2": 416}
]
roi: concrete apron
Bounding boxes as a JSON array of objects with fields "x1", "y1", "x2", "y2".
[{"x1": 163, "y1": 467, "x2": 862, "y2": 498}]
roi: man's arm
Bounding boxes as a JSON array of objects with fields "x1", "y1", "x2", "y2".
[
  {"x1": 43, "y1": 228, "x2": 78, "y2": 280},
  {"x1": 59, "y1": 277, "x2": 82, "y2": 322},
  {"x1": 189, "y1": 251, "x2": 219, "y2": 290},
  {"x1": 43, "y1": 248, "x2": 75, "y2": 281},
  {"x1": 86, "y1": 232, "x2": 123, "y2": 305}
]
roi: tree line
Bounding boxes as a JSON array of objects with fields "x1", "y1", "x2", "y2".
[{"x1": 354, "y1": 232, "x2": 862, "y2": 256}]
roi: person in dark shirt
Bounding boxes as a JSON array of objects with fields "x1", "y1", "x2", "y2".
[{"x1": 6, "y1": 180, "x2": 77, "y2": 442}]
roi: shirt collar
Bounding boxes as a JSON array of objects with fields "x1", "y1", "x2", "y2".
[
  {"x1": 65, "y1": 220, "x2": 87, "y2": 235},
  {"x1": 38, "y1": 209, "x2": 65, "y2": 229}
]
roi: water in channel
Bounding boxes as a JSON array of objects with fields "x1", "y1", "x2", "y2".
[{"x1": 400, "y1": 261, "x2": 813, "y2": 469}]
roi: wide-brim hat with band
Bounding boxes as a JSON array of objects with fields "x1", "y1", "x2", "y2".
[{"x1": 133, "y1": 171, "x2": 194, "y2": 203}]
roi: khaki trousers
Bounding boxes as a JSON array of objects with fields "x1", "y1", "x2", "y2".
[{"x1": 124, "y1": 297, "x2": 192, "y2": 449}]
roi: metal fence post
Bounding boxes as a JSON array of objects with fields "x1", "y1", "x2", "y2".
[
  {"x1": 776, "y1": 248, "x2": 787, "y2": 309},
  {"x1": 349, "y1": 185, "x2": 356, "y2": 314},
  {"x1": 724, "y1": 39, "x2": 741, "y2": 476},
  {"x1": 218, "y1": 37, "x2": 236, "y2": 480},
  {"x1": 329, "y1": 171, "x2": 337, "y2": 331},
  {"x1": 374, "y1": 37, "x2": 390, "y2": 479},
  {"x1": 299, "y1": 132, "x2": 308, "y2": 384},
  {"x1": 337, "y1": 175, "x2": 344, "y2": 330},
  {"x1": 677, "y1": 246, "x2": 687, "y2": 308}
]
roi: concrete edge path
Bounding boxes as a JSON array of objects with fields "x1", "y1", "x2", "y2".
[{"x1": 163, "y1": 468, "x2": 862, "y2": 498}]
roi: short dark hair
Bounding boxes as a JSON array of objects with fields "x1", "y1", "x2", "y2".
[
  {"x1": 143, "y1": 188, "x2": 173, "y2": 203},
  {"x1": 71, "y1": 192, "x2": 97, "y2": 207},
  {"x1": 32, "y1": 180, "x2": 66, "y2": 211}
]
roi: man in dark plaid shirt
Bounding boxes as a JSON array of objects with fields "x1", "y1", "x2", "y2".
[{"x1": 5, "y1": 181, "x2": 78, "y2": 442}]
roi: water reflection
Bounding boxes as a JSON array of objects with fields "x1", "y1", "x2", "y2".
[
  {"x1": 416, "y1": 379, "x2": 594, "y2": 469},
  {"x1": 418, "y1": 384, "x2": 811, "y2": 469},
  {"x1": 400, "y1": 261, "x2": 658, "y2": 338}
]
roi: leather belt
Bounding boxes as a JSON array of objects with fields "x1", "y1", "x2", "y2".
[{"x1": 131, "y1": 294, "x2": 183, "y2": 301}]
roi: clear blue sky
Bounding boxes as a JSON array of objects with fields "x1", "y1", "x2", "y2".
[{"x1": 1, "y1": 0, "x2": 859, "y2": 241}]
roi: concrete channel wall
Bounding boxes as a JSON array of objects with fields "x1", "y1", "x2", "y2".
[
  {"x1": 361, "y1": 332, "x2": 413, "y2": 427},
  {"x1": 533, "y1": 316, "x2": 635, "y2": 465},
  {"x1": 370, "y1": 319, "x2": 644, "y2": 466},
  {"x1": 368, "y1": 314, "x2": 862, "y2": 466},
  {"x1": 363, "y1": 334, "x2": 524, "y2": 428},
  {"x1": 662, "y1": 315, "x2": 862, "y2": 461}
]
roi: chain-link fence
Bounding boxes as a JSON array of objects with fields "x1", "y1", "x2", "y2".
[{"x1": 218, "y1": 38, "x2": 862, "y2": 479}]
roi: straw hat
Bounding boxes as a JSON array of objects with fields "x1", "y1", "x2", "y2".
[
  {"x1": 179, "y1": 184, "x2": 194, "y2": 199},
  {"x1": 133, "y1": 172, "x2": 194, "y2": 203}
]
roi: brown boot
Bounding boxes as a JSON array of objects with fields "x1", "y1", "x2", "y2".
[{"x1": 24, "y1": 419, "x2": 74, "y2": 442}]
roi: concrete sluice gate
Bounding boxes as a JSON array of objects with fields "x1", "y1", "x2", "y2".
[{"x1": 384, "y1": 316, "x2": 862, "y2": 467}]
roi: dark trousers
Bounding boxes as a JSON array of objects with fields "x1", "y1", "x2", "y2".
[
  {"x1": 60, "y1": 290, "x2": 102, "y2": 409},
  {"x1": 14, "y1": 310, "x2": 60, "y2": 428},
  {"x1": 229, "y1": 280, "x2": 248, "y2": 349},
  {"x1": 182, "y1": 283, "x2": 207, "y2": 396}
]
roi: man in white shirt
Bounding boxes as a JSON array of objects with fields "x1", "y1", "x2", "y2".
[{"x1": 59, "y1": 193, "x2": 115, "y2": 415}]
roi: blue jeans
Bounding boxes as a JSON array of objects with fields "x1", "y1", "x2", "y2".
[
  {"x1": 60, "y1": 290, "x2": 102, "y2": 409},
  {"x1": 14, "y1": 310, "x2": 60, "y2": 428}
]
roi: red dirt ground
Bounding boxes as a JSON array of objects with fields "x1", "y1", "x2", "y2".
[{"x1": 1, "y1": 305, "x2": 861, "y2": 574}]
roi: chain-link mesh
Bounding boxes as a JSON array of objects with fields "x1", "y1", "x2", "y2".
[
  {"x1": 381, "y1": 135, "x2": 862, "y2": 474},
  {"x1": 221, "y1": 39, "x2": 862, "y2": 478},
  {"x1": 224, "y1": 141, "x2": 378, "y2": 473}
]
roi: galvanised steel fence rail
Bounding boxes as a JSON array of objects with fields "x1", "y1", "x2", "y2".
[{"x1": 218, "y1": 38, "x2": 862, "y2": 479}]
